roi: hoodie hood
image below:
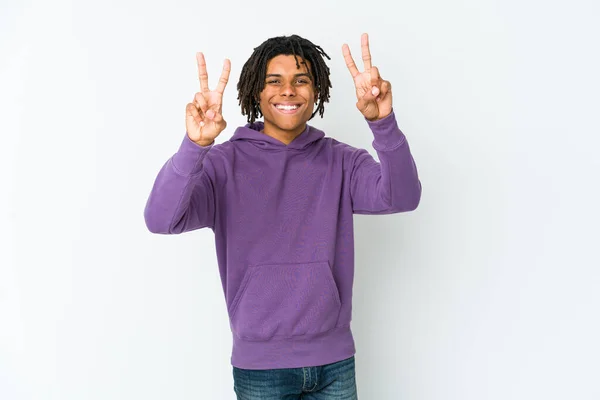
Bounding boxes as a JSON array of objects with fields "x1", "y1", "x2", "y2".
[{"x1": 229, "y1": 121, "x2": 325, "y2": 151}]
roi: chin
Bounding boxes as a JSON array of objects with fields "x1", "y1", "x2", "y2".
[
  {"x1": 279, "y1": 121, "x2": 306, "y2": 132},
  {"x1": 265, "y1": 114, "x2": 306, "y2": 129}
]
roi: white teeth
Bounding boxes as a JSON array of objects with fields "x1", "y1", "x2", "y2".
[{"x1": 275, "y1": 104, "x2": 300, "y2": 110}]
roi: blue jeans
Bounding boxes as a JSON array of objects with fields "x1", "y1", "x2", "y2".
[{"x1": 232, "y1": 355, "x2": 358, "y2": 399}]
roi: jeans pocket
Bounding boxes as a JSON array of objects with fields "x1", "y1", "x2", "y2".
[{"x1": 229, "y1": 260, "x2": 342, "y2": 341}]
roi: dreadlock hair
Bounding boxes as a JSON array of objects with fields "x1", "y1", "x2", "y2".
[{"x1": 237, "y1": 34, "x2": 332, "y2": 124}]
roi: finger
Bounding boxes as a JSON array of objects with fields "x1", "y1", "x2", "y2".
[
  {"x1": 215, "y1": 111, "x2": 227, "y2": 130},
  {"x1": 356, "y1": 94, "x2": 377, "y2": 119},
  {"x1": 342, "y1": 44, "x2": 360, "y2": 78},
  {"x1": 194, "y1": 93, "x2": 209, "y2": 114},
  {"x1": 363, "y1": 84, "x2": 379, "y2": 102},
  {"x1": 186, "y1": 103, "x2": 205, "y2": 126},
  {"x1": 377, "y1": 80, "x2": 391, "y2": 101},
  {"x1": 186, "y1": 103, "x2": 200, "y2": 119},
  {"x1": 361, "y1": 33, "x2": 372, "y2": 71},
  {"x1": 211, "y1": 110, "x2": 225, "y2": 124},
  {"x1": 215, "y1": 58, "x2": 231, "y2": 94},
  {"x1": 370, "y1": 66, "x2": 381, "y2": 88},
  {"x1": 207, "y1": 110, "x2": 227, "y2": 131},
  {"x1": 196, "y1": 52, "x2": 210, "y2": 93},
  {"x1": 357, "y1": 80, "x2": 379, "y2": 111}
]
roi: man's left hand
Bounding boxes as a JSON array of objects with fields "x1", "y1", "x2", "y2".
[{"x1": 342, "y1": 33, "x2": 393, "y2": 121}]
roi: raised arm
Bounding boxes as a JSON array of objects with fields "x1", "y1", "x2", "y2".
[
  {"x1": 144, "y1": 53, "x2": 230, "y2": 233},
  {"x1": 342, "y1": 34, "x2": 421, "y2": 214}
]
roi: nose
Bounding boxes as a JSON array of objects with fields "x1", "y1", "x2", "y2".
[{"x1": 280, "y1": 81, "x2": 296, "y2": 96}]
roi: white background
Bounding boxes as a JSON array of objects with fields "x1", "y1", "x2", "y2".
[{"x1": 1, "y1": 0, "x2": 599, "y2": 399}]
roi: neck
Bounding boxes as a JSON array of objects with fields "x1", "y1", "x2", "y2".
[{"x1": 261, "y1": 122, "x2": 306, "y2": 145}]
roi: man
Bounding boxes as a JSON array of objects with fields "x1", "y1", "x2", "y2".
[{"x1": 144, "y1": 33, "x2": 421, "y2": 399}]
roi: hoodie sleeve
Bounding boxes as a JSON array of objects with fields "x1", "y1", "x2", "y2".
[
  {"x1": 350, "y1": 110, "x2": 422, "y2": 214},
  {"x1": 144, "y1": 134, "x2": 217, "y2": 234}
]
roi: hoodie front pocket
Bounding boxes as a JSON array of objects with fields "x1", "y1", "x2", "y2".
[{"x1": 229, "y1": 260, "x2": 342, "y2": 341}]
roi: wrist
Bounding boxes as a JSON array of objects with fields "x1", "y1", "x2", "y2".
[
  {"x1": 365, "y1": 108, "x2": 394, "y2": 123},
  {"x1": 193, "y1": 139, "x2": 215, "y2": 147}
]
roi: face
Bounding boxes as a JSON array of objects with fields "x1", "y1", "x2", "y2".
[{"x1": 258, "y1": 54, "x2": 316, "y2": 138}]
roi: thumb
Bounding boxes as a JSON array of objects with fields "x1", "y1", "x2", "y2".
[
  {"x1": 368, "y1": 85, "x2": 380, "y2": 100},
  {"x1": 358, "y1": 85, "x2": 379, "y2": 106},
  {"x1": 356, "y1": 85, "x2": 379, "y2": 116}
]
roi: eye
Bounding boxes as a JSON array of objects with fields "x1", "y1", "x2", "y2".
[
  {"x1": 296, "y1": 78, "x2": 309, "y2": 84},
  {"x1": 267, "y1": 79, "x2": 280, "y2": 84}
]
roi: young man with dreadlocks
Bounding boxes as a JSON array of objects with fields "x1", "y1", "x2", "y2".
[{"x1": 145, "y1": 33, "x2": 421, "y2": 399}]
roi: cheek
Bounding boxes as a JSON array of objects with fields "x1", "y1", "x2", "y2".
[
  {"x1": 258, "y1": 89, "x2": 272, "y2": 104},
  {"x1": 308, "y1": 89, "x2": 317, "y2": 104}
]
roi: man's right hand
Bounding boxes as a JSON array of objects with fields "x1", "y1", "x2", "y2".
[{"x1": 185, "y1": 52, "x2": 231, "y2": 147}]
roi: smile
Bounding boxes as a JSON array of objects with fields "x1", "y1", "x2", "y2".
[{"x1": 273, "y1": 104, "x2": 303, "y2": 114}]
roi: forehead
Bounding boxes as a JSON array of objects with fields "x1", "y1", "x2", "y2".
[{"x1": 266, "y1": 54, "x2": 311, "y2": 73}]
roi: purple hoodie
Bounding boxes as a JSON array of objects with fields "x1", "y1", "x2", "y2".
[{"x1": 144, "y1": 110, "x2": 421, "y2": 369}]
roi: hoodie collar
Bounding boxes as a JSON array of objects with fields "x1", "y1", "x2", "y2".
[{"x1": 229, "y1": 121, "x2": 325, "y2": 151}]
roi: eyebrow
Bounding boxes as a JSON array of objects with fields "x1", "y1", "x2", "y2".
[{"x1": 265, "y1": 73, "x2": 312, "y2": 79}]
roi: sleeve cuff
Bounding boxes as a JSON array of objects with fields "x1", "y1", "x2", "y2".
[
  {"x1": 366, "y1": 110, "x2": 407, "y2": 151},
  {"x1": 171, "y1": 133, "x2": 214, "y2": 175}
]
